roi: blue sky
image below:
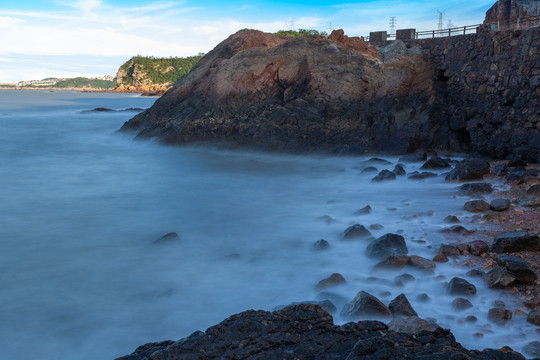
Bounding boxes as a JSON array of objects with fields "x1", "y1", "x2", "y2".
[{"x1": 0, "y1": 0, "x2": 495, "y2": 82}]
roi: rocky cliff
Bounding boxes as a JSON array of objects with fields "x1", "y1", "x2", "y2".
[
  {"x1": 117, "y1": 303, "x2": 526, "y2": 360},
  {"x1": 484, "y1": 0, "x2": 540, "y2": 27},
  {"x1": 120, "y1": 29, "x2": 448, "y2": 154}
]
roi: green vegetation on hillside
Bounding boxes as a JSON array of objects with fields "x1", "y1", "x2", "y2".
[
  {"x1": 119, "y1": 54, "x2": 205, "y2": 86},
  {"x1": 273, "y1": 29, "x2": 329, "y2": 38},
  {"x1": 52, "y1": 77, "x2": 116, "y2": 89}
]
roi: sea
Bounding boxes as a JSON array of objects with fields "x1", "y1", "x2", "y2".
[{"x1": 0, "y1": 90, "x2": 536, "y2": 359}]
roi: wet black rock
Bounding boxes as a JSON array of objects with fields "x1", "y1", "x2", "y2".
[
  {"x1": 439, "y1": 225, "x2": 471, "y2": 234},
  {"x1": 342, "y1": 224, "x2": 372, "y2": 240},
  {"x1": 388, "y1": 294, "x2": 417, "y2": 317},
  {"x1": 523, "y1": 341, "x2": 540, "y2": 358},
  {"x1": 387, "y1": 316, "x2": 430, "y2": 334},
  {"x1": 314, "y1": 239, "x2": 330, "y2": 250},
  {"x1": 154, "y1": 232, "x2": 180, "y2": 244},
  {"x1": 364, "y1": 157, "x2": 392, "y2": 165},
  {"x1": 488, "y1": 308, "x2": 513, "y2": 326},
  {"x1": 353, "y1": 205, "x2": 372, "y2": 216},
  {"x1": 466, "y1": 269, "x2": 485, "y2": 278},
  {"x1": 340, "y1": 291, "x2": 392, "y2": 320},
  {"x1": 491, "y1": 231, "x2": 540, "y2": 253},
  {"x1": 394, "y1": 274, "x2": 416, "y2": 285},
  {"x1": 464, "y1": 200, "x2": 490, "y2": 213},
  {"x1": 445, "y1": 159, "x2": 490, "y2": 182},
  {"x1": 372, "y1": 170, "x2": 397, "y2": 182},
  {"x1": 421, "y1": 157, "x2": 450, "y2": 169},
  {"x1": 366, "y1": 233, "x2": 408, "y2": 259},
  {"x1": 458, "y1": 182, "x2": 493, "y2": 196},
  {"x1": 496, "y1": 255, "x2": 537, "y2": 283},
  {"x1": 374, "y1": 254, "x2": 409, "y2": 270},
  {"x1": 315, "y1": 273, "x2": 346, "y2": 291},
  {"x1": 118, "y1": 303, "x2": 528, "y2": 360},
  {"x1": 452, "y1": 298, "x2": 473, "y2": 311},
  {"x1": 468, "y1": 240, "x2": 489, "y2": 256},
  {"x1": 361, "y1": 166, "x2": 378, "y2": 173},
  {"x1": 484, "y1": 266, "x2": 518, "y2": 288},
  {"x1": 408, "y1": 171, "x2": 438, "y2": 180},
  {"x1": 446, "y1": 277, "x2": 477, "y2": 296},
  {"x1": 439, "y1": 244, "x2": 460, "y2": 257},
  {"x1": 490, "y1": 198, "x2": 511, "y2": 212},
  {"x1": 527, "y1": 184, "x2": 540, "y2": 196},
  {"x1": 527, "y1": 310, "x2": 540, "y2": 326},
  {"x1": 443, "y1": 215, "x2": 461, "y2": 224},
  {"x1": 276, "y1": 300, "x2": 338, "y2": 314},
  {"x1": 407, "y1": 255, "x2": 436, "y2": 272},
  {"x1": 517, "y1": 194, "x2": 539, "y2": 207},
  {"x1": 369, "y1": 224, "x2": 384, "y2": 230},
  {"x1": 392, "y1": 164, "x2": 406, "y2": 176}
]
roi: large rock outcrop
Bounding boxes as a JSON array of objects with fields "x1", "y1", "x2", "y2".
[
  {"x1": 484, "y1": 0, "x2": 540, "y2": 29},
  {"x1": 116, "y1": 303, "x2": 525, "y2": 360},
  {"x1": 120, "y1": 29, "x2": 444, "y2": 154}
]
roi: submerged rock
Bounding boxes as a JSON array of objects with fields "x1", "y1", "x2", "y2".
[
  {"x1": 408, "y1": 171, "x2": 438, "y2": 180},
  {"x1": 452, "y1": 298, "x2": 473, "y2": 311},
  {"x1": 372, "y1": 170, "x2": 397, "y2": 182},
  {"x1": 445, "y1": 159, "x2": 490, "y2": 182},
  {"x1": 341, "y1": 291, "x2": 392, "y2": 320},
  {"x1": 342, "y1": 224, "x2": 372, "y2": 240},
  {"x1": 315, "y1": 273, "x2": 346, "y2": 291},
  {"x1": 154, "y1": 232, "x2": 180, "y2": 244},
  {"x1": 374, "y1": 254, "x2": 409, "y2": 270},
  {"x1": 446, "y1": 277, "x2": 477, "y2": 296},
  {"x1": 392, "y1": 164, "x2": 406, "y2": 176},
  {"x1": 353, "y1": 205, "x2": 372, "y2": 216},
  {"x1": 527, "y1": 310, "x2": 540, "y2": 326},
  {"x1": 464, "y1": 200, "x2": 490, "y2": 213},
  {"x1": 407, "y1": 255, "x2": 436, "y2": 272},
  {"x1": 443, "y1": 215, "x2": 461, "y2": 224},
  {"x1": 388, "y1": 294, "x2": 417, "y2": 317},
  {"x1": 314, "y1": 239, "x2": 330, "y2": 250},
  {"x1": 366, "y1": 233, "x2": 408, "y2": 259},
  {"x1": 488, "y1": 308, "x2": 513, "y2": 326},
  {"x1": 421, "y1": 157, "x2": 450, "y2": 169}
]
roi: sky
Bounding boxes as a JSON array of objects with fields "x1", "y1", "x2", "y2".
[{"x1": 0, "y1": 0, "x2": 495, "y2": 83}]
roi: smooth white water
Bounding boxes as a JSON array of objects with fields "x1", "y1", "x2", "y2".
[{"x1": 0, "y1": 90, "x2": 536, "y2": 359}]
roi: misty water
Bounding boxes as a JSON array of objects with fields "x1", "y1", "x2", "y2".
[{"x1": 0, "y1": 91, "x2": 536, "y2": 359}]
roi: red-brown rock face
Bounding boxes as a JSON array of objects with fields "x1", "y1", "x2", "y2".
[{"x1": 484, "y1": 0, "x2": 540, "y2": 27}]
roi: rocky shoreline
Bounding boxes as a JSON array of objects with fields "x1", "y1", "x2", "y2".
[{"x1": 117, "y1": 155, "x2": 539, "y2": 360}]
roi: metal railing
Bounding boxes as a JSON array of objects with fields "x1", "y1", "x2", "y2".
[{"x1": 364, "y1": 14, "x2": 540, "y2": 42}]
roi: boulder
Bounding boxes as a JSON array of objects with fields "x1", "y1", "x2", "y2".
[
  {"x1": 369, "y1": 224, "x2": 384, "y2": 230},
  {"x1": 433, "y1": 253, "x2": 449, "y2": 263},
  {"x1": 372, "y1": 170, "x2": 397, "y2": 182},
  {"x1": 387, "y1": 316, "x2": 430, "y2": 334},
  {"x1": 374, "y1": 254, "x2": 409, "y2": 270},
  {"x1": 407, "y1": 255, "x2": 436, "y2": 272},
  {"x1": 490, "y1": 198, "x2": 511, "y2": 212},
  {"x1": 485, "y1": 266, "x2": 518, "y2": 288},
  {"x1": 416, "y1": 293, "x2": 430, "y2": 302},
  {"x1": 364, "y1": 157, "x2": 392, "y2": 165},
  {"x1": 527, "y1": 184, "x2": 540, "y2": 196},
  {"x1": 527, "y1": 310, "x2": 540, "y2": 326},
  {"x1": 439, "y1": 244, "x2": 460, "y2": 257},
  {"x1": 525, "y1": 297, "x2": 540, "y2": 309},
  {"x1": 468, "y1": 240, "x2": 489, "y2": 256},
  {"x1": 457, "y1": 182, "x2": 493, "y2": 196},
  {"x1": 154, "y1": 232, "x2": 180, "y2": 244},
  {"x1": 492, "y1": 163, "x2": 508, "y2": 176},
  {"x1": 408, "y1": 171, "x2": 438, "y2": 180},
  {"x1": 443, "y1": 215, "x2": 460, "y2": 224},
  {"x1": 388, "y1": 294, "x2": 417, "y2": 317},
  {"x1": 488, "y1": 308, "x2": 513, "y2": 326},
  {"x1": 392, "y1": 164, "x2": 406, "y2": 176},
  {"x1": 452, "y1": 298, "x2": 473, "y2": 311},
  {"x1": 314, "y1": 239, "x2": 330, "y2": 250},
  {"x1": 421, "y1": 157, "x2": 450, "y2": 169},
  {"x1": 491, "y1": 231, "x2": 540, "y2": 253},
  {"x1": 340, "y1": 291, "x2": 392, "y2": 320},
  {"x1": 342, "y1": 224, "x2": 372, "y2": 240},
  {"x1": 439, "y1": 225, "x2": 471, "y2": 235},
  {"x1": 517, "y1": 194, "x2": 540, "y2": 207},
  {"x1": 361, "y1": 166, "x2": 378, "y2": 173},
  {"x1": 445, "y1": 159, "x2": 490, "y2": 182},
  {"x1": 366, "y1": 234, "x2": 408, "y2": 259},
  {"x1": 464, "y1": 200, "x2": 490, "y2": 213},
  {"x1": 394, "y1": 274, "x2": 416, "y2": 285},
  {"x1": 315, "y1": 273, "x2": 346, "y2": 291},
  {"x1": 353, "y1": 205, "x2": 372, "y2": 216},
  {"x1": 466, "y1": 269, "x2": 485, "y2": 277},
  {"x1": 446, "y1": 277, "x2": 477, "y2": 296},
  {"x1": 496, "y1": 254, "x2": 537, "y2": 282},
  {"x1": 279, "y1": 300, "x2": 338, "y2": 314},
  {"x1": 523, "y1": 341, "x2": 540, "y2": 359}
]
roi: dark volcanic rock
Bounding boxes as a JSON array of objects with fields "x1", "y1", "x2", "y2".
[
  {"x1": 523, "y1": 341, "x2": 540, "y2": 358},
  {"x1": 443, "y1": 215, "x2": 461, "y2": 224},
  {"x1": 366, "y1": 233, "x2": 408, "y2": 259},
  {"x1": 445, "y1": 159, "x2": 490, "y2": 182},
  {"x1": 364, "y1": 157, "x2": 392, "y2": 165},
  {"x1": 469, "y1": 240, "x2": 489, "y2": 256},
  {"x1": 341, "y1": 291, "x2": 392, "y2": 320},
  {"x1": 372, "y1": 169, "x2": 397, "y2": 182},
  {"x1": 488, "y1": 308, "x2": 513, "y2": 326},
  {"x1": 439, "y1": 225, "x2": 472, "y2": 235},
  {"x1": 314, "y1": 239, "x2": 330, "y2": 250},
  {"x1": 458, "y1": 183, "x2": 493, "y2": 196},
  {"x1": 496, "y1": 254, "x2": 537, "y2": 283},
  {"x1": 388, "y1": 294, "x2": 417, "y2": 317},
  {"x1": 387, "y1": 316, "x2": 430, "y2": 334},
  {"x1": 315, "y1": 273, "x2": 346, "y2": 291},
  {"x1": 154, "y1": 232, "x2": 180, "y2": 244},
  {"x1": 392, "y1": 164, "x2": 406, "y2": 176},
  {"x1": 408, "y1": 171, "x2": 438, "y2": 180},
  {"x1": 361, "y1": 166, "x2": 378, "y2": 173},
  {"x1": 490, "y1": 198, "x2": 511, "y2": 212},
  {"x1": 118, "y1": 303, "x2": 527, "y2": 360},
  {"x1": 452, "y1": 298, "x2": 473, "y2": 311},
  {"x1": 421, "y1": 157, "x2": 450, "y2": 169},
  {"x1": 485, "y1": 266, "x2": 518, "y2": 288},
  {"x1": 464, "y1": 200, "x2": 490, "y2": 213},
  {"x1": 491, "y1": 231, "x2": 540, "y2": 253},
  {"x1": 528, "y1": 184, "x2": 540, "y2": 196},
  {"x1": 342, "y1": 224, "x2": 372, "y2": 240},
  {"x1": 353, "y1": 205, "x2": 372, "y2": 215},
  {"x1": 528, "y1": 310, "x2": 540, "y2": 326},
  {"x1": 447, "y1": 277, "x2": 477, "y2": 296}
]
